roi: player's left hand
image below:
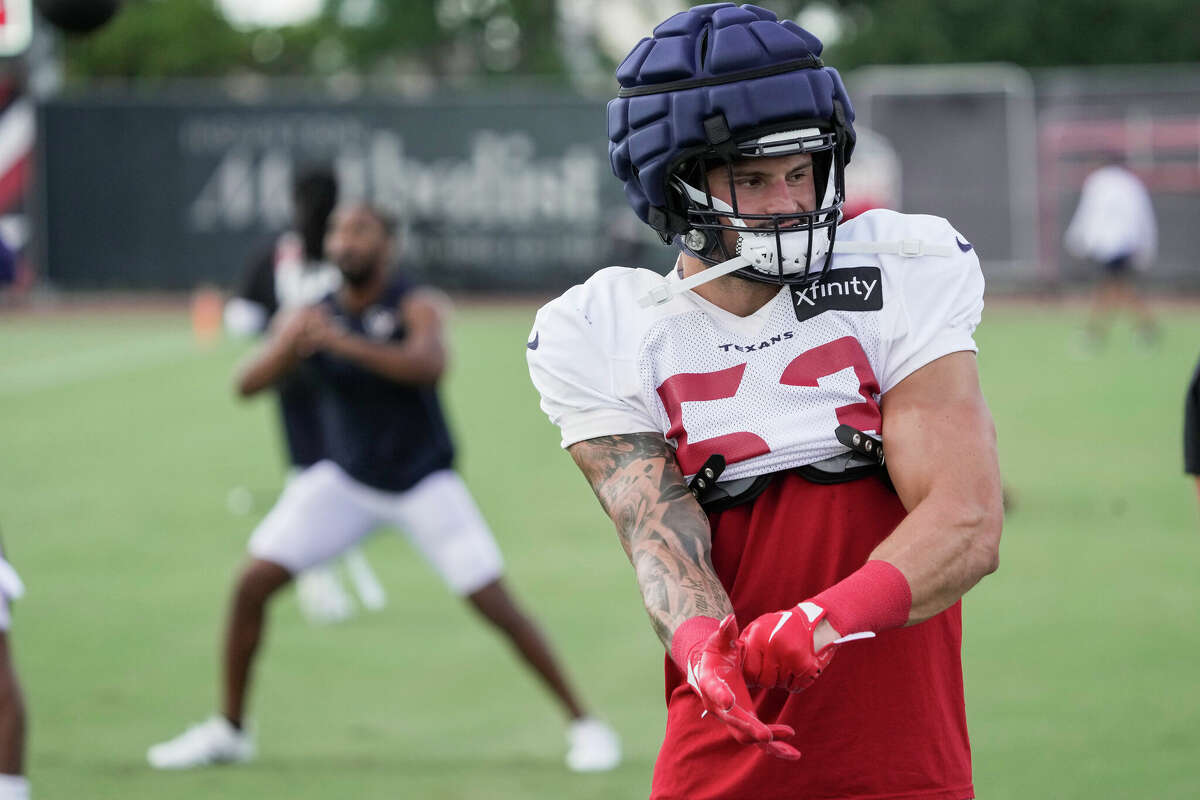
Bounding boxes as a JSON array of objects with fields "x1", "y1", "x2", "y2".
[
  {"x1": 740, "y1": 601, "x2": 838, "y2": 693},
  {"x1": 687, "y1": 614, "x2": 802, "y2": 760}
]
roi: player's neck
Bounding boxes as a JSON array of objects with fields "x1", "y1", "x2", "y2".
[
  {"x1": 676, "y1": 253, "x2": 781, "y2": 317},
  {"x1": 339, "y1": 264, "x2": 389, "y2": 313}
]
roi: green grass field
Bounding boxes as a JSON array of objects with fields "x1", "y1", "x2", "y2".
[{"x1": 2, "y1": 300, "x2": 1198, "y2": 799}]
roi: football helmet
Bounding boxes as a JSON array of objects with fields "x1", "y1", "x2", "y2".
[{"x1": 607, "y1": 3, "x2": 855, "y2": 286}]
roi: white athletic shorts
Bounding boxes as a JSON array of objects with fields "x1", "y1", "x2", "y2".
[
  {"x1": 0, "y1": 557, "x2": 25, "y2": 633},
  {"x1": 248, "y1": 461, "x2": 504, "y2": 595}
]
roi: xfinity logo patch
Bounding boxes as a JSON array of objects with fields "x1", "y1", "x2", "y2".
[{"x1": 791, "y1": 267, "x2": 883, "y2": 322}]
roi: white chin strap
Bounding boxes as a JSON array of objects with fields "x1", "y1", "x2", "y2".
[
  {"x1": 737, "y1": 227, "x2": 831, "y2": 275},
  {"x1": 637, "y1": 237, "x2": 956, "y2": 308}
]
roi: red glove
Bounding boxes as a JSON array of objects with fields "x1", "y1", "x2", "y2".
[
  {"x1": 682, "y1": 614, "x2": 801, "y2": 760},
  {"x1": 741, "y1": 601, "x2": 838, "y2": 693}
]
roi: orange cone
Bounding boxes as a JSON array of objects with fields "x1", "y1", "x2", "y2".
[{"x1": 191, "y1": 286, "x2": 224, "y2": 346}]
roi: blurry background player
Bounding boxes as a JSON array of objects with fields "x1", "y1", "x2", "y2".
[
  {"x1": 0, "y1": 235, "x2": 15, "y2": 306},
  {"x1": 0, "y1": 5, "x2": 124, "y2": 797},
  {"x1": 0, "y1": 546, "x2": 28, "y2": 800},
  {"x1": 1183, "y1": 354, "x2": 1200, "y2": 508},
  {"x1": 148, "y1": 203, "x2": 620, "y2": 773},
  {"x1": 1064, "y1": 154, "x2": 1160, "y2": 350},
  {"x1": 224, "y1": 166, "x2": 386, "y2": 624}
]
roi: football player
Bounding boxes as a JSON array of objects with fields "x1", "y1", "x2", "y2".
[
  {"x1": 1063, "y1": 154, "x2": 1159, "y2": 350},
  {"x1": 148, "y1": 203, "x2": 620, "y2": 773},
  {"x1": 224, "y1": 166, "x2": 386, "y2": 624},
  {"x1": 1183, "y1": 353, "x2": 1200, "y2": 504},
  {"x1": 0, "y1": 546, "x2": 28, "y2": 800},
  {"x1": 527, "y1": 4, "x2": 1002, "y2": 798}
]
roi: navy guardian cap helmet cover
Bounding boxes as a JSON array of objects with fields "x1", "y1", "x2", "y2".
[{"x1": 606, "y1": 3, "x2": 857, "y2": 285}]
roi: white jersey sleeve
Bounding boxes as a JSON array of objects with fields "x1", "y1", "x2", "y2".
[
  {"x1": 527, "y1": 269, "x2": 662, "y2": 448},
  {"x1": 0, "y1": 555, "x2": 24, "y2": 633},
  {"x1": 868, "y1": 212, "x2": 985, "y2": 393}
]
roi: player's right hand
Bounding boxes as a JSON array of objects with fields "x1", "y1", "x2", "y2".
[
  {"x1": 685, "y1": 614, "x2": 801, "y2": 760},
  {"x1": 740, "y1": 601, "x2": 837, "y2": 693}
]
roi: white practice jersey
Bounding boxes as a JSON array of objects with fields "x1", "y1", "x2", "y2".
[
  {"x1": 527, "y1": 209, "x2": 984, "y2": 482},
  {"x1": 0, "y1": 553, "x2": 23, "y2": 632},
  {"x1": 1063, "y1": 165, "x2": 1157, "y2": 268},
  {"x1": 225, "y1": 232, "x2": 343, "y2": 337},
  {"x1": 273, "y1": 231, "x2": 342, "y2": 310}
]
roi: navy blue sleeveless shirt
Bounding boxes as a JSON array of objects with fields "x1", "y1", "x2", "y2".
[{"x1": 308, "y1": 274, "x2": 455, "y2": 492}]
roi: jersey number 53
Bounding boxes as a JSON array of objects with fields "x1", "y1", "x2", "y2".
[{"x1": 656, "y1": 337, "x2": 881, "y2": 474}]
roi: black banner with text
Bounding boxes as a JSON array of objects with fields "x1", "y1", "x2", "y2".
[{"x1": 36, "y1": 92, "x2": 672, "y2": 292}]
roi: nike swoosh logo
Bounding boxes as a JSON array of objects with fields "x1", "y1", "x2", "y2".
[
  {"x1": 526, "y1": 332, "x2": 539, "y2": 350},
  {"x1": 797, "y1": 601, "x2": 823, "y2": 623},
  {"x1": 956, "y1": 237, "x2": 973, "y2": 253},
  {"x1": 768, "y1": 611, "x2": 792, "y2": 643}
]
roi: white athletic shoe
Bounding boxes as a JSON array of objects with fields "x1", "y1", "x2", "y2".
[
  {"x1": 147, "y1": 716, "x2": 255, "y2": 769},
  {"x1": 343, "y1": 548, "x2": 388, "y2": 612},
  {"x1": 0, "y1": 773, "x2": 30, "y2": 800},
  {"x1": 295, "y1": 564, "x2": 355, "y2": 625},
  {"x1": 565, "y1": 717, "x2": 621, "y2": 772}
]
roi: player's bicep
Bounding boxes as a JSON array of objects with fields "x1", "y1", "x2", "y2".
[
  {"x1": 400, "y1": 289, "x2": 450, "y2": 344},
  {"x1": 396, "y1": 289, "x2": 450, "y2": 377},
  {"x1": 881, "y1": 351, "x2": 1001, "y2": 515}
]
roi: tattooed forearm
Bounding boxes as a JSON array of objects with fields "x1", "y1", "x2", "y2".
[{"x1": 570, "y1": 434, "x2": 733, "y2": 652}]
